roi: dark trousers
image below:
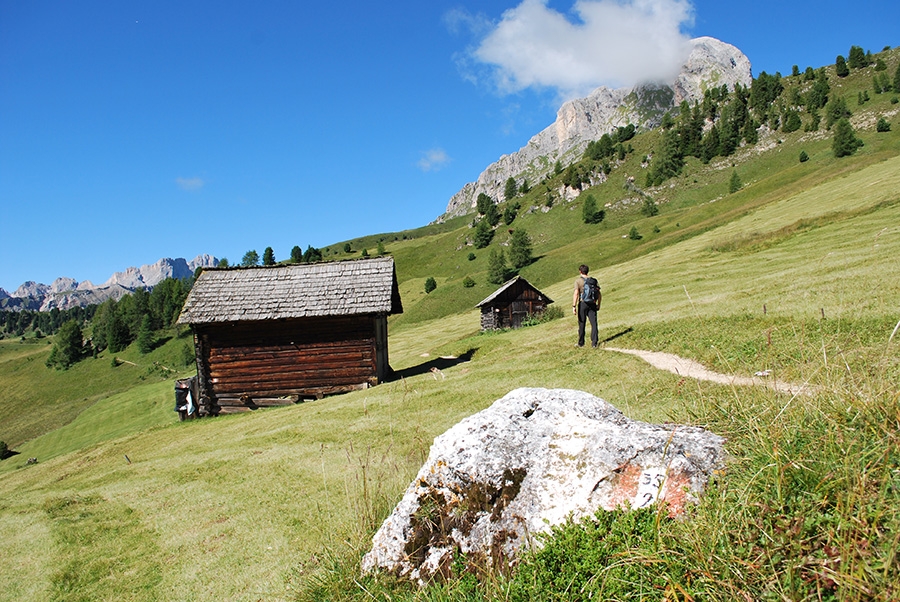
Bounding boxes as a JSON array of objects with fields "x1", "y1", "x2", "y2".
[{"x1": 577, "y1": 301, "x2": 598, "y2": 347}]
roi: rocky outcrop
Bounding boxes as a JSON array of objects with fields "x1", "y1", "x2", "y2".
[
  {"x1": 362, "y1": 388, "x2": 725, "y2": 583},
  {"x1": 442, "y1": 36, "x2": 752, "y2": 217},
  {"x1": 3, "y1": 254, "x2": 219, "y2": 312}
]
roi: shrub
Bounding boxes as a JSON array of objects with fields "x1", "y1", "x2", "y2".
[
  {"x1": 799, "y1": 150, "x2": 809, "y2": 162},
  {"x1": 467, "y1": 252, "x2": 476, "y2": 261},
  {"x1": 877, "y1": 117, "x2": 891, "y2": 132},
  {"x1": 424, "y1": 277, "x2": 437, "y2": 294},
  {"x1": 628, "y1": 226, "x2": 642, "y2": 240},
  {"x1": 462, "y1": 276, "x2": 475, "y2": 288}
]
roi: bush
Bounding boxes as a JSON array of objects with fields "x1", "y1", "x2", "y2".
[
  {"x1": 424, "y1": 277, "x2": 437, "y2": 294},
  {"x1": 462, "y1": 276, "x2": 475, "y2": 288},
  {"x1": 628, "y1": 226, "x2": 642, "y2": 240},
  {"x1": 467, "y1": 252, "x2": 476, "y2": 261},
  {"x1": 877, "y1": 117, "x2": 891, "y2": 132},
  {"x1": 799, "y1": 150, "x2": 809, "y2": 162}
]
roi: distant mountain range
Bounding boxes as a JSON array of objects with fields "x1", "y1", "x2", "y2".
[{"x1": 0, "y1": 255, "x2": 218, "y2": 312}]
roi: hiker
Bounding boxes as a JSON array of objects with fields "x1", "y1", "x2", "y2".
[{"x1": 573, "y1": 264, "x2": 600, "y2": 348}]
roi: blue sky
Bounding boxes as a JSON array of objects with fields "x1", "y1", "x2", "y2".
[{"x1": 1, "y1": 0, "x2": 897, "y2": 292}]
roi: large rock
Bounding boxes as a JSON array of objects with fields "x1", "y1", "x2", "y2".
[
  {"x1": 441, "y1": 37, "x2": 752, "y2": 217},
  {"x1": 362, "y1": 388, "x2": 725, "y2": 582}
]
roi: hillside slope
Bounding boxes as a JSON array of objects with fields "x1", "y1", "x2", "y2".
[{"x1": 1, "y1": 45, "x2": 899, "y2": 601}]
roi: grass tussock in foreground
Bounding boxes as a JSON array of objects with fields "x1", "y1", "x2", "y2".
[{"x1": 305, "y1": 323, "x2": 900, "y2": 601}]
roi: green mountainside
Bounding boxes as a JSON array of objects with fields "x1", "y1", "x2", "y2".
[{"x1": 1, "y1": 46, "x2": 899, "y2": 601}]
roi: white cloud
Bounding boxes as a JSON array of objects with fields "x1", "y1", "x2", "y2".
[
  {"x1": 468, "y1": 0, "x2": 694, "y2": 99},
  {"x1": 176, "y1": 176, "x2": 205, "y2": 191},
  {"x1": 417, "y1": 148, "x2": 452, "y2": 172}
]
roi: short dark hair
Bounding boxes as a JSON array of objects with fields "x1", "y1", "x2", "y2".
[{"x1": 579, "y1": 264, "x2": 589, "y2": 275}]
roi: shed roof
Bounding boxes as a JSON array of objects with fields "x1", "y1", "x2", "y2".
[
  {"x1": 475, "y1": 276, "x2": 553, "y2": 308},
  {"x1": 177, "y1": 256, "x2": 402, "y2": 325}
]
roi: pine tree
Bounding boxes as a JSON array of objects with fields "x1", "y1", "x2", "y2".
[
  {"x1": 848, "y1": 45, "x2": 867, "y2": 69},
  {"x1": 894, "y1": 62, "x2": 900, "y2": 94},
  {"x1": 291, "y1": 246, "x2": 303, "y2": 262},
  {"x1": 835, "y1": 55, "x2": 849, "y2": 77},
  {"x1": 782, "y1": 109, "x2": 802, "y2": 133},
  {"x1": 487, "y1": 247, "x2": 508, "y2": 285},
  {"x1": 504, "y1": 177, "x2": 518, "y2": 201},
  {"x1": 582, "y1": 194, "x2": 604, "y2": 224},
  {"x1": 832, "y1": 118, "x2": 864, "y2": 157},
  {"x1": 484, "y1": 202, "x2": 501, "y2": 227},
  {"x1": 262, "y1": 247, "x2": 275, "y2": 266},
  {"x1": 476, "y1": 193, "x2": 493, "y2": 215},
  {"x1": 508, "y1": 229, "x2": 533, "y2": 269},
  {"x1": 241, "y1": 250, "x2": 259, "y2": 267},
  {"x1": 473, "y1": 220, "x2": 494, "y2": 249},
  {"x1": 825, "y1": 96, "x2": 851, "y2": 128},
  {"x1": 424, "y1": 277, "x2": 437, "y2": 294},
  {"x1": 136, "y1": 314, "x2": 154, "y2": 354},
  {"x1": 46, "y1": 319, "x2": 84, "y2": 369},
  {"x1": 729, "y1": 171, "x2": 742, "y2": 193}
]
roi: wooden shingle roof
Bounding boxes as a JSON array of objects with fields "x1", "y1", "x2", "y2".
[{"x1": 177, "y1": 256, "x2": 402, "y2": 325}]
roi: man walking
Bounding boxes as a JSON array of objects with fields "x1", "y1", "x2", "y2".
[{"x1": 573, "y1": 264, "x2": 600, "y2": 348}]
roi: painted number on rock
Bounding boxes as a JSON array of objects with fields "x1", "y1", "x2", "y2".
[{"x1": 634, "y1": 468, "x2": 666, "y2": 509}]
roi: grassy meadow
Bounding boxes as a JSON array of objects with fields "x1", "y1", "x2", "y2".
[{"x1": 1, "y1": 51, "x2": 899, "y2": 600}]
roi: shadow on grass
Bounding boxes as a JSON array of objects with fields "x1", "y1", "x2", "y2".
[
  {"x1": 601, "y1": 327, "x2": 633, "y2": 344},
  {"x1": 390, "y1": 349, "x2": 478, "y2": 381}
]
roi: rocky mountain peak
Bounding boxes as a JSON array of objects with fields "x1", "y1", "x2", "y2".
[
  {"x1": 2, "y1": 254, "x2": 219, "y2": 312},
  {"x1": 441, "y1": 36, "x2": 751, "y2": 217}
]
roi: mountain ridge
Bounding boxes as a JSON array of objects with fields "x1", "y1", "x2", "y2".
[
  {"x1": 441, "y1": 36, "x2": 752, "y2": 217},
  {"x1": 0, "y1": 254, "x2": 218, "y2": 312}
]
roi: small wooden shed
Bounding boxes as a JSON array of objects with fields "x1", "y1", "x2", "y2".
[
  {"x1": 176, "y1": 256, "x2": 402, "y2": 414},
  {"x1": 476, "y1": 276, "x2": 553, "y2": 331}
]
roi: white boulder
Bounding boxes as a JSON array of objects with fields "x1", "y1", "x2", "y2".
[{"x1": 362, "y1": 387, "x2": 725, "y2": 582}]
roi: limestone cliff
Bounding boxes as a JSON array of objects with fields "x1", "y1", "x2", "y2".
[{"x1": 442, "y1": 37, "x2": 752, "y2": 218}]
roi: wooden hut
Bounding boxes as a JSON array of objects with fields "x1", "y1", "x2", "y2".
[
  {"x1": 176, "y1": 256, "x2": 402, "y2": 414},
  {"x1": 476, "y1": 276, "x2": 553, "y2": 331}
]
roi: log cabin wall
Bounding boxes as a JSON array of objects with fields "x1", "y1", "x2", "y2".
[
  {"x1": 195, "y1": 314, "x2": 382, "y2": 411},
  {"x1": 476, "y1": 276, "x2": 553, "y2": 331}
]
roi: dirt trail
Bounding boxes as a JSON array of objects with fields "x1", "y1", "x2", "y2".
[{"x1": 604, "y1": 347, "x2": 816, "y2": 396}]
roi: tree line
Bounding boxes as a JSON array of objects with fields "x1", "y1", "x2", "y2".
[{"x1": 31, "y1": 275, "x2": 197, "y2": 370}]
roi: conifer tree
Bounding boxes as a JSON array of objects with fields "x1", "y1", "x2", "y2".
[
  {"x1": 241, "y1": 249, "x2": 259, "y2": 267},
  {"x1": 46, "y1": 319, "x2": 85, "y2": 369},
  {"x1": 476, "y1": 193, "x2": 493, "y2": 215},
  {"x1": 291, "y1": 246, "x2": 303, "y2": 262},
  {"x1": 136, "y1": 314, "x2": 154, "y2": 354},
  {"x1": 504, "y1": 177, "x2": 518, "y2": 201},
  {"x1": 263, "y1": 247, "x2": 275, "y2": 266},
  {"x1": 835, "y1": 55, "x2": 849, "y2": 77},
  {"x1": 729, "y1": 171, "x2": 742, "y2": 193},
  {"x1": 487, "y1": 247, "x2": 508, "y2": 285},
  {"x1": 832, "y1": 118, "x2": 864, "y2": 157},
  {"x1": 508, "y1": 229, "x2": 533, "y2": 269},
  {"x1": 473, "y1": 219, "x2": 494, "y2": 249},
  {"x1": 848, "y1": 45, "x2": 867, "y2": 69}
]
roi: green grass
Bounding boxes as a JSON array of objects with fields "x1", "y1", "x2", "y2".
[{"x1": 1, "y1": 49, "x2": 900, "y2": 601}]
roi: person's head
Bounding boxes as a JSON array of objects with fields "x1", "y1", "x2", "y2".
[{"x1": 579, "y1": 264, "x2": 589, "y2": 275}]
